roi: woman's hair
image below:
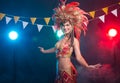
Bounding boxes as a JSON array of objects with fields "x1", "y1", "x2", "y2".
[{"x1": 52, "y1": 0, "x2": 89, "y2": 41}]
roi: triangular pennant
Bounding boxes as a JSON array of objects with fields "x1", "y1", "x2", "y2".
[
  {"x1": 37, "y1": 24, "x2": 43, "y2": 32},
  {"x1": 89, "y1": 11, "x2": 95, "y2": 18},
  {"x1": 102, "y1": 7, "x2": 108, "y2": 15},
  {"x1": 0, "y1": 13, "x2": 5, "y2": 20},
  {"x1": 14, "y1": 16, "x2": 20, "y2": 23},
  {"x1": 111, "y1": 9, "x2": 117, "y2": 17},
  {"x1": 99, "y1": 15, "x2": 105, "y2": 23},
  {"x1": 5, "y1": 16, "x2": 12, "y2": 24},
  {"x1": 22, "y1": 21, "x2": 28, "y2": 29},
  {"x1": 44, "y1": 17, "x2": 50, "y2": 25},
  {"x1": 30, "y1": 17, "x2": 36, "y2": 25},
  {"x1": 52, "y1": 26, "x2": 57, "y2": 33}
]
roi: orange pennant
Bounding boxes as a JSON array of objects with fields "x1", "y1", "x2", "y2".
[
  {"x1": 30, "y1": 17, "x2": 36, "y2": 25},
  {"x1": 102, "y1": 7, "x2": 108, "y2": 15},
  {"x1": 89, "y1": 11, "x2": 95, "y2": 18},
  {"x1": 14, "y1": 16, "x2": 20, "y2": 23},
  {"x1": 0, "y1": 13, "x2": 5, "y2": 20},
  {"x1": 44, "y1": 17, "x2": 50, "y2": 25}
]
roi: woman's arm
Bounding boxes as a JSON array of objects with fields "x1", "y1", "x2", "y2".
[
  {"x1": 73, "y1": 38, "x2": 89, "y2": 68},
  {"x1": 38, "y1": 47, "x2": 56, "y2": 53},
  {"x1": 73, "y1": 38, "x2": 101, "y2": 69}
]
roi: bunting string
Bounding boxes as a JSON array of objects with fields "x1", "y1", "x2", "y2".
[{"x1": 0, "y1": 2, "x2": 120, "y2": 32}]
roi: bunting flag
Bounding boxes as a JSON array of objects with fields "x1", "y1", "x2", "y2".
[
  {"x1": 30, "y1": 17, "x2": 36, "y2": 25},
  {"x1": 14, "y1": 16, "x2": 20, "y2": 23},
  {"x1": 99, "y1": 15, "x2": 105, "y2": 23},
  {"x1": 22, "y1": 21, "x2": 28, "y2": 29},
  {"x1": 0, "y1": 2, "x2": 120, "y2": 33},
  {"x1": 111, "y1": 9, "x2": 117, "y2": 17},
  {"x1": 102, "y1": 7, "x2": 108, "y2": 15},
  {"x1": 89, "y1": 11, "x2": 95, "y2": 18},
  {"x1": 52, "y1": 26, "x2": 57, "y2": 32},
  {"x1": 0, "y1": 13, "x2": 5, "y2": 20},
  {"x1": 44, "y1": 17, "x2": 50, "y2": 25},
  {"x1": 37, "y1": 24, "x2": 43, "y2": 32},
  {"x1": 5, "y1": 16, "x2": 12, "y2": 24}
]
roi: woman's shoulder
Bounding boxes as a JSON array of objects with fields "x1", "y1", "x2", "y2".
[
  {"x1": 74, "y1": 37, "x2": 79, "y2": 42},
  {"x1": 73, "y1": 37, "x2": 80, "y2": 46},
  {"x1": 55, "y1": 39, "x2": 62, "y2": 45},
  {"x1": 55, "y1": 40, "x2": 62, "y2": 48}
]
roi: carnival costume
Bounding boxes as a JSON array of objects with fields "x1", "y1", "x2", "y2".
[{"x1": 53, "y1": 0, "x2": 89, "y2": 83}]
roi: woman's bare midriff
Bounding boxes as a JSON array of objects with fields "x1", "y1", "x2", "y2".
[{"x1": 58, "y1": 56, "x2": 72, "y2": 75}]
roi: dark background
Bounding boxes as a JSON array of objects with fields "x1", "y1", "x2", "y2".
[{"x1": 0, "y1": 0, "x2": 120, "y2": 83}]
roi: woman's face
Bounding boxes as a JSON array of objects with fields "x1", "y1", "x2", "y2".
[{"x1": 61, "y1": 21, "x2": 73, "y2": 35}]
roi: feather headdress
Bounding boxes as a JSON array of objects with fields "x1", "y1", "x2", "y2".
[{"x1": 52, "y1": 0, "x2": 89, "y2": 40}]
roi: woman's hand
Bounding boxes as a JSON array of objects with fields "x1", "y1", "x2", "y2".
[
  {"x1": 38, "y1": 47, "x2": 45, "y2": 53},
  {"x1": 87, "y1": 64, "x2": 102, "y2": 69},
  {"x1": 38, "y1": 47, "x2": 56, "y2": 53}
]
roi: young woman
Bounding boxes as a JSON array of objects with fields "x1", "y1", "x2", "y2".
[{"x1": 38, "y1": 0, "x2": 101, "y2": 83}]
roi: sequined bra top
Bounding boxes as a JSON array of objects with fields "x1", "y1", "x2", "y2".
[{"x1": 55, "y1": 41, "x2": 73, "y2": 58}]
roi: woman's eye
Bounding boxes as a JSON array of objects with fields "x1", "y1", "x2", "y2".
[{"x1": 66, "y1": 24, "x2": 70, "y2": 26}]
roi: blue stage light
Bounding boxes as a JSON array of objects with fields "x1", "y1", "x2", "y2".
[{"x1": 9, "y1": 31, "x2": 18, "y2": 40}]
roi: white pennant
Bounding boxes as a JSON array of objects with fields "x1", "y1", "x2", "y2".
[
  {"x1": 37, "y1": 24, "x2": 43, "y2": 32},
  {"x1": 52, "y1": 26, "x2": 57, "y2": 33},
  {"x1": 5, "y1": 16, "x2": 12, "y2": 24},
  {"x1": 22, "y1": 21, "x2": 28, "y2": 29},
  {"x1": 99, "y1": 15, "x2": 105, "y2": 23},
  {"x1": 111, "y1": 9, "x2": 117, "y2": 17}
]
